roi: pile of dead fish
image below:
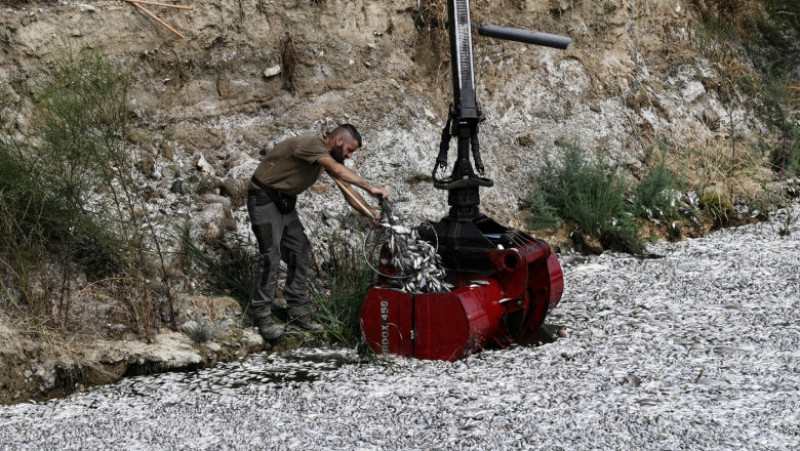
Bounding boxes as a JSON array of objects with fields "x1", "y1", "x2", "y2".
[{"x1": 378, "y1": 220, "x2": 453, "y2": 294}]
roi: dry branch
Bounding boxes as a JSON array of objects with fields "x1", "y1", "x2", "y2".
[
  {"x1": 127, "y1": 0, "x2": 192, "y2": 10},
  {"x1": 122, "y1": 0, "x2": 187, "y2": 39}
]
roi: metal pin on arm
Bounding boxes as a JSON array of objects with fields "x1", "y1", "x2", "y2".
[{"x1": 476, "y1": 24, "x2": 572, "y2": 49}]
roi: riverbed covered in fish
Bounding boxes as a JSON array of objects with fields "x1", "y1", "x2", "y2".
[{"x1": 1, "y1": 204, "x2": 799, "y2": 450}]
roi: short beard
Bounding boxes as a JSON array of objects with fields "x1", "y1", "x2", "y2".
[{"x1": 332, "y1": 146, "x2": 346, "y2": 163}]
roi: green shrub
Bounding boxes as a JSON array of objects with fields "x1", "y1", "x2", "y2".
[
  {"x1": 632, "y1": 162, "x2": 684, "y2": 221},
  {"x1": 0, "y1": 48, "x2": 134, "y2": 275},
  {"x1": 2, "y1": 50, "x2": 131, "y2": 322},
  {"x1": 769, "y1": 124, "x2": 800, "y2": 178},
  {"x1": 527, "y1": 143, "x2": 644, "y2": 255},
  {"x1": 1, "y1": 48, "x2": 174, "y2": 333},
  {"x1": 763, "y1": 71, "x2": 800, "y2": 178},
  {"x1": 525, "y1": 186, "x2": 560, "y2": 230},
  {"x1": 703, "y1": 0, "x2": 760, "y2": 24},
  {"x1": 752, "y1": 1, "x2": 800, "y2": 72},
  {"x1": 0, "y1": 193, "x2": 51, "y2": 315},
  {"x1": 744, "y1": 3, "x2": 800, "y2": 178}
]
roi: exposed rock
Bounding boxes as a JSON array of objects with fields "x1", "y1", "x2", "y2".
[
  {"x1": 136, "y1": 151, "x2": 156, "y2": 178},
  {"x1": 220, "y1": 153, "x2": 259, "y2": 207},
  {"x1": 217, "y1": 78, "x2": 253, "y2": 100},
  {"x1": 263, "y1": 65, "x2": 281, "y2": 78},
  {"x1": 173, "y1": 125, "x2": 226, "y2": 153},
  {"x1": 682, "y1": 80, "x2": 706, "y2": 103},
  {"x1": 196, "y1": 154, "x2": 216, "y2": 176},
  {"x1": 160, "y1": 141, "x2": 174, "y2": 161},
  {"x1": 187, "y1": 194, "x2": 236, "y2": 244},
  {"x1": 176, "y1": 296, "x2": 242, "y2": 325},
  {"x1": 0, "y1": 305, "x2": 263, "y2": 405}
]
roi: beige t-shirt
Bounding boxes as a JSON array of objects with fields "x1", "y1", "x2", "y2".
[{"x1": 251, "y1": 132, "x2": 329, "y2": 196}]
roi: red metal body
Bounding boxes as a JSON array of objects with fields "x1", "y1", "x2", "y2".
[{"x1": 360, "y1": 238, "x2": 564, "y2": 361}]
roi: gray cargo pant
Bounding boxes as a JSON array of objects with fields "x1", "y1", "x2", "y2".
[{"x1": 246, "y1": 189, "x2": 312, "y2": 322}]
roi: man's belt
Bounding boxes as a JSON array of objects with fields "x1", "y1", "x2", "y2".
[{"x1": 250, "y1": 176, "x2": 297, "y2": 214}]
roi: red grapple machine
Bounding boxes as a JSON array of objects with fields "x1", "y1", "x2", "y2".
[{"x1": 360, "y1": 1, "x2": 571, "y2": 361}]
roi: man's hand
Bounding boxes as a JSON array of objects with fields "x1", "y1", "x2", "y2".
[
  {"x1": 371, "y1": 210, "x2": 382, "y2": 228},
  {"x1": 368, "y1": 185, "x2": 390, "y2": 199}
]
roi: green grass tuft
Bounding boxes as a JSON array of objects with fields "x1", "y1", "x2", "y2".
[
  {"x1": 309, "y1": 234, "x2": 375, "y2": 346},
  {"x1": 700, "y1": 191, "x2": 735, "y2": 226},
  {"x1": 185, "y1": 321, "x2": 217, "y2": 344},
  {"x1": 632, "y1": 162, "x2": 684, "y2": 221}
]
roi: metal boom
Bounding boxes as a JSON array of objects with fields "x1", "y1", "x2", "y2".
[{"x1": 427, "y1": 0, "x2": 571, "y2": 272}]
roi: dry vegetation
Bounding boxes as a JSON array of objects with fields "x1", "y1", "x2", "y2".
[{"x1": 1, "y1": 49, "x2": 176, "y2": 342}]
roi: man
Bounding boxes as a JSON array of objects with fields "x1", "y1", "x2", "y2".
[{"x1": 247, "y1": 124, "x2": 390, "y2": 340}]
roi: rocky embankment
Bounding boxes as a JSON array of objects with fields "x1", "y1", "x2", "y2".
[{"x1": 0, "y1": 296, "x2": 265, "y2": 405}]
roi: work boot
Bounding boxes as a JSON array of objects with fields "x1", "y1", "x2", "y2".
[
  {"x1": 254, "y1": 315, "x2": 285, "y2": 340},
  {"x1": 288, "y1": 310, "x2": 324, "y2": 332}
]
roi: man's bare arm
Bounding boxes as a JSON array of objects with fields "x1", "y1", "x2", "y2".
[
  {"x1": 332, "y1": 178, "x2": 380, "y2": 221},
  {"x1": 317, "y1": 156, "x2": 389, "y2": 199}
]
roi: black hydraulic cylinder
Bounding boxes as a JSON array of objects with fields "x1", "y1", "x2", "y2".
[{"x1": 477, "y1": 24, "x2": 571, "y2": 50}]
